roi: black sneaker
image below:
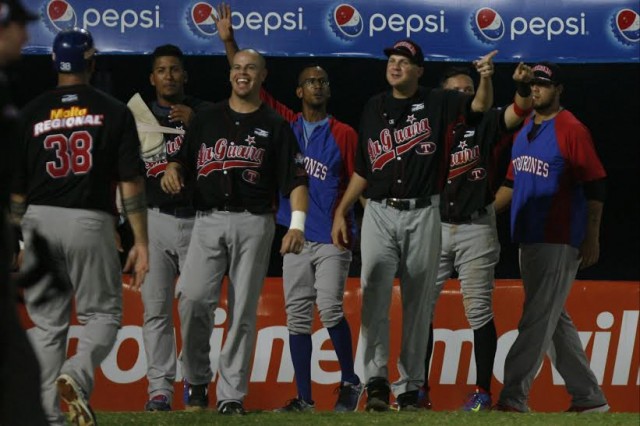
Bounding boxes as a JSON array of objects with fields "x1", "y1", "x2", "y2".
[
  {"x1": 274, "y1": 398, "x2": 315, "y2": 412},
  {"x1": 396, "y1": 390, "x2": 419, "y2": 411},
  {"x1": 365, "y1": 377, "x2": 390, "y2": 412},
  {"x1": 217, "y1": 400, "x2": 246, "y2": 415},
  {"x1": 185, "y1": 383, "x2": 208, "y2": 411}
]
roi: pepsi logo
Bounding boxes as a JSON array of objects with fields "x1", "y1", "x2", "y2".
[
  {"x1": 612, "y1": 9, "x2": 639, "y2": 45},
  {"x1": 45, "y1": 0, "x2": 77, "y2": 32},
  {"x1": 187, "y1": 2, "x2": 218, "y2": 38},
  {"x1": 472, "y1": 7, "x2": 505, "y2": 43},
  {"x1": 329, "y1": 4, "x2": 363, "y2": 40}
]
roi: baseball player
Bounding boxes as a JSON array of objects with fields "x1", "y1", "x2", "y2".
[
  {"x1": 332, "y1": 40, "x2": 495, "y2": 411},
  {"x1": 138, "y1": 44, "x2": 211, "y2": 412},
  {"x1": 10, "y1": 28, "x2": 149, "y2": 426},
  {"x1": 213, "y1": 3, "x2": 363, "y2": 412},
  {"x1": 419, "y1": 64, "x2": 533, "y2": 411},
  {"x1": 493, "y1": 62, "x2": 609, "y2": 413},
  {"x1": 161, "y1": 48, "x2": 308, "y2": 415},
  {"x1": 0, "y1": 2, "x2": 47, "y2": 424}
]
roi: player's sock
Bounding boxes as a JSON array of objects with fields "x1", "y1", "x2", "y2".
[
  {"x1": 289, "y1": 333, "x2": 313, "y2": 403},
  {"x1": 424, "y1": 324, "x2": 434, "y2": 384},
  {"x1": 473, "y1": 319, "x2": 497, "y2": 392},
  {"x1": 327, "y1": 318, "x2": 359, "y2": 385}
]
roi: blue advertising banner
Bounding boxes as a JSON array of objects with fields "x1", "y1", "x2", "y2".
[{"x1": 22, "y1": 0, "x2": 640, "y2": 63}]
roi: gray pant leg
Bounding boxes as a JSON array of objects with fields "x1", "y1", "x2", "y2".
[
  {"x1": 60, "y1": 210, "x2": 122, "y2": 396},
  {"x1": 499, "y1": 244, "x2": 580, "y2": 411},
  {"x1": 392, "y1": 200, "x2": 441, "y2": 396},
  {"x1": 313, "y1": 243, "x2": 351, "y2": 329},
  {"x1": 216, "y1": 213, "x2": 274, "y2": 402},
  {"x1": 142, "y1": 210, "x2": 194, "y2": 398},
  {"x1": 431, "y1": 223, "x2": 456, "y2": 317},
  {"x1": 360, "y1": 203, "x2": 399, "y2": 383},
  {"x1": 454, "y1": 210, "x2": 499, "y2": 329},
  {"x1": 283, "y1": 245, "x2": 315, "y2": 335},
  {"x1": 549, "y1": 311, "x2": 608, "y2": 407},
  {"x1": 177, "y1": 215, "x2": 226, "y2": 385}
]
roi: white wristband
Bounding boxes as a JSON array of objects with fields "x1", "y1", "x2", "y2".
[{"x1": 289, "y1": 210, "x2": 306, "y2": 232}]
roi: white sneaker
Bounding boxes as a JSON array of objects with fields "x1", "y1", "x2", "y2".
[{"x1": 56, "y1": 374, "x2": 97, "y2": 426}]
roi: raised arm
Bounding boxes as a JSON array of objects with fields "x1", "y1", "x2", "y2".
[
  {"x1": 213, "y1": 2, "x2": 238, "y2": 66},
  {"x1": 471, "y1": 50, "x2": 497, "y2": 113},
  {"x1": 503, "y1": 62, "x2": 534, "y2": 130}
]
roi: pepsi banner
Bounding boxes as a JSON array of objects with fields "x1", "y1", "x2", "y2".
[{"x1": 22, "y1": 0, "x2": 640, "y2": 63}]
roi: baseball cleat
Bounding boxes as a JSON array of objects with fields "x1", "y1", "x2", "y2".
[
  {"x1": 56, "y1": 374, "x2": 97, "y2": 426},
  {"x1": 395, "y1": 389, "x2": 420, "y2": 411},
  {"x1": 364, "y1": 377, "x2": 390, "y2": 412},
  {"x1": 417, "y1": 386, "x2": 432, "y2": 410},
  {"x1": 462, "y1": 387, "x2": 492, "y2": 412},
  {"x1": 184, "y1": 383, "x2": 208, "y2": 411},
  {"x1": 274, "y1": 398, "x2": 315, "y2": 412},
  {"x1": 566, "y1": 403, "x2": 610, "y2": 413},
  {"x1": 217, "y1": 400, "x2": 246, "y2": 415},
  {"x1": 334, "y1": 381, "x2": 364, "y2": 412},
  {"x1": 144, "y1": 394, "x2": 171, "y2": 411}
]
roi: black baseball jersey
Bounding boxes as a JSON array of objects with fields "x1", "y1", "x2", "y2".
[
  {"x1": 144, "y1": 96, "x2": 211, "y2": 209},
  {"x1": 12, "y1": 84, "x2": 143, "y2": 214},
  {"x1": 440, "y1": 107, "x2": 513, "y2": 221},
  {"x1": 175, "y1": 100, "x2": 307, "y2": 214},
  {"x1": 355, "y1": 87, "x2": 472, "y2": 199}
]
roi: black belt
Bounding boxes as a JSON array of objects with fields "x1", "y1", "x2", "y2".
[
  {"x1": 372, "y1": 197, "x2": 432, "y2": 211},
  {"x1": 442, "y1": 207, "x2": 488, "y2": 224},
  {"x1": 199, "y1": 204, "x2": 248, "y2": 214},
  {"x1": 151, "y1": 206, "x2": 195, "y2": 218}
]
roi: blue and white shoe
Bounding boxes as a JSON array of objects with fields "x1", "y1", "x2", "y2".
[
  {"x1": 462, "y1": 387, "x2": 492, "y2": 412},
  {"x1": 334, "y1": 381, "x2": 364, "y2": 412}
]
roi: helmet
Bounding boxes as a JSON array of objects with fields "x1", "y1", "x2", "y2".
[{"x1": 52, "y1": 27, "x2": 96, "y2": 73}]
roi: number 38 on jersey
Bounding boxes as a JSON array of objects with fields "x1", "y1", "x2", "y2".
[{"x1": 44, "y1": 130, "x2": 94, "y2": 178}]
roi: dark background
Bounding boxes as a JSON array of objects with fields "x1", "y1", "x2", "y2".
[{"x1": 6, "y1": 55, "x2": 639, "y2": 280}]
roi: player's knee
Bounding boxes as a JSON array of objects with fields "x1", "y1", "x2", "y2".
[
  {"x1": 287, "y1": 319, "x2": 313, "y2": 335},
  {"x1": 318, "y1": 306, "x2": 343, "y2": 329},
  {"x1": 466, "y1": 310, "x2": 494, "y2": 330}
]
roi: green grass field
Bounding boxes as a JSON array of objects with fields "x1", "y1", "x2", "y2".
[{"x1": 96, "y1": 411, "x2": 639, "y2": 425}]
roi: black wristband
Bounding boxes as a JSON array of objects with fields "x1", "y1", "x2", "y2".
[{"x1": 517, "y1": 82, "x2": 531, "y2": 98}]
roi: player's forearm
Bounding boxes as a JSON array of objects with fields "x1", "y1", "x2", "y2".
[
  {"x1": 336, "y1": 172, "x2": 368, "y2": 216},
  {"x1": 471, "y1": 76, "x2": 493, "y2": 113},
  {"x1": 494, "y1": 185, "x2": 513, "y2": 214},
  {"x1": 9, "y1": 193, "x2": 26, "y2": 225},
  {"x1": 289, "y1": 184, "x2": 309, "y2": 213},
  {"x1": 504, "y1": 85, "x2": 533, "y2": 129},
  {"x1": 585, "y1": 200, "x2": 603, "y2": 239},
  {"x1": 119, "y1": 177, "x2": 148, "y2": 245}
]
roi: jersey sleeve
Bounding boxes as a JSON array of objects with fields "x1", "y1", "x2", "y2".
[
  {"x1": 260, "y1": 88, "x2": 298, "y2": 123},
  {"x1": 10, "y1": 108, "x2": 30, "y2": 195},
  {"x1": 117, "y1": 107, "x2": 144, "y2": 181},
  {"x1": 335, "y1": 122, "x2": 358, "y2": 178},
  {"x1": 276, "y1": 119, "x2": 308, "y2": 197},
  {"x1": 557, "y1": 119, "x2": 606, "y2": 182}
]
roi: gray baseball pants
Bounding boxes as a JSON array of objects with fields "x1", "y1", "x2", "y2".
[
  {"x1": 142, "y1": 208, "x2": 194, "y2": 401},
  {"x1": 432, "y1": 206, "x2": 499, "y2": 329},
  {"x1": 498, "y1": 243, "x2": 608, "y2": 411},
  {"x1": 177, "y1": 210, "x2": 274, "y2": 403},
  {"x1": 22, "y1": 205, "x2": 121, "y2": 426},
  {"x1": 360, "y1": 196, "x2": 441, "y2": 396},
  {"x1": 283, "y1": 242, "x2": 352, "y2": 334}
]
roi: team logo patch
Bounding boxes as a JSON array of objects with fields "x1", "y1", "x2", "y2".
[
  {"x1": 611, "y1": 8, "x2": 640, "y2": 45},
  {"x1": 415, "y1": 142, "x2": 436, "y2": 155},
  {"x1": 468, "y1": 167, "x2": 487, "y2": 181},
  {"x1": 186, "y1": 2, "x2": 218, "y2": 38},
  {"x1": 411, "y1": 103, "x2": 425, "y2": 113},
  {"x1": 44, "y1": 0, "x2": 77, "y2": 32},
  {"x1": 471, "y1": 7, "x2": 505, "y2": 43},
  {"x1": 328, "y1": 4, "x2": 363, "y2": 40},
  {"x1": 242, "y1": 169, "x2": 260, "y2": 184}
]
